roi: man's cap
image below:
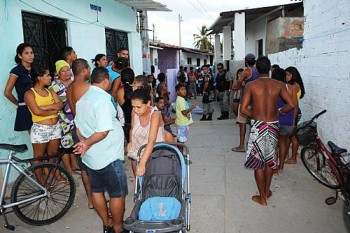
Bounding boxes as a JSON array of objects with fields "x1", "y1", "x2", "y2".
[
  {"x1": 244, "y1": 53, "x2": 256, "y2": 61},
  {"x1": 55, "y1": 60, "x2": 70, "y2": 74}
]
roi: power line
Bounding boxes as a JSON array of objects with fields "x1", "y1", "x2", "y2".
[
  {"x1": 184, "y1": 0, "x2": 205, "y2": 16},
  {"x1": 18, "y1": 0, "x2": 109, "y2": 28},
  {"x1": 194, "y1": 0, "x2": 209, "y2": 15},
  {"x1": 41, "y1": 0, "x2": 96, "y2": 24}
]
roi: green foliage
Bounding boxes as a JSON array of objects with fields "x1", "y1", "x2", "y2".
[{"x1": 193, "y1": 25, "x2": 213, "y2": 52}]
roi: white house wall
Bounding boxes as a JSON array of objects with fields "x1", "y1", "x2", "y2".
[
  {"x1": 269, "y1": 0, "x2": 350, "y2": 147},
  {"x1": 245, "y1": 18, "x2": 266, "y2": 56},
  {"x1": 182, "y1": 52, "x2": 210, "y2": 68},
  {"x1": 0, "y1": 0, "x2": 142, "y2": 160}
]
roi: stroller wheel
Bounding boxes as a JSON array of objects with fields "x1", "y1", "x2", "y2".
[{"x1": 172, "y1": 219, "x2": 182, "y2": 225}]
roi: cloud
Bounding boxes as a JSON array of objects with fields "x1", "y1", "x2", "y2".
[{"x1": 149, "y1": 0, "x2": 300, "y2": 48}]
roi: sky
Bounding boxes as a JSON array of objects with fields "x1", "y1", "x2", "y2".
[{"x1": 147, "y1": 0, "x2": 300, "y2": 48}]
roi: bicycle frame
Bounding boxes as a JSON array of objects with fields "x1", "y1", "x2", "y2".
[
  {"x1": 0, "y1": 149, "x2": 47, "y2": 211},
  {"x1": 313, "y1": 136, "x2": 346, "y2": 190}
]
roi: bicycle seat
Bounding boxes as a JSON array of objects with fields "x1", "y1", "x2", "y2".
[
  {"x1": 327, "y1": 141, "x2": 347, "y2": 156},
  {"x1": 0, "y1": 144, "x2": 28, "y2": 152}
]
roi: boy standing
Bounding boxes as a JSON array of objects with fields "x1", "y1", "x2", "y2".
[{"x1": 175, "y1": 84, "x2": 196, "y2": 146}]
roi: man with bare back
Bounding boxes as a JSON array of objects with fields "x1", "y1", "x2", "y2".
[
  {"x1": 66, "y1": 58, "x2": 94, "y2": 210},
  {"x1": 240, "y1": 56, "x2": 295, "y2": 206},
  {"x1": 66, "y1": 59, "x2": 90, "y2": 115}
]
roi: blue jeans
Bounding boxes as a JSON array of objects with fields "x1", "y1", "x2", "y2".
[{"x1": 87, "y1": 160, "x2": 128, "y2": 198}]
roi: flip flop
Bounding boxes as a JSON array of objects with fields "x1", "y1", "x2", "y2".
[
  {"x1": 231, "y1": 147, "x2": 245, "y2": 152},
  {"x1": 285, "y1": 159, "x2": 297, "y2": 164}
]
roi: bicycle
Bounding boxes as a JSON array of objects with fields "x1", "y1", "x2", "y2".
[
  {"x1": 296, "y1": 110, "x2": 350, "y2": 206},
  {"x1": 0, "y1": 143, "x2": 76, "y2": 230}
]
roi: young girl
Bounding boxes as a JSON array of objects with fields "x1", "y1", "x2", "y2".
[
  {"x1": 117, "y1": 68, "x2": 135, "y2": 142},
  {"x1": 24, "y1": 66, "x2": 63, "y2": 183},
  {"x1": 4, "y1": 43, "x2": 35, "y2": 132},
  {"x1": 127, "y1": 89, "x2": 165, "y2": 177},
  {"x1": 232, "y1": 68, "x2": 244, "y2": 116}
]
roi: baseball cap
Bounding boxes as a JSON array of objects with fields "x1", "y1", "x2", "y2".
[{"x1": 244, "y1": 53, "x2": 256, "y2": 61}]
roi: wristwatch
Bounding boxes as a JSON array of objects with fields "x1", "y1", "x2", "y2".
[{"x1": 278, "y1": 107, "x2": 285, "y2": 115}]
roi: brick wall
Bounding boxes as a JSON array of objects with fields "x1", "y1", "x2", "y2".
[
  {"x1": 266, "y1": 17, "x2": 304, "y2": 54},
  {"x1": 269, "y1": 0, "x2": 350, "y2": 147}
]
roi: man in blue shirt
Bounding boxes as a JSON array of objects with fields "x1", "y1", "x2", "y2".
[{"x1": 74, "y1": 67, "x2": 127, "y2": 233}]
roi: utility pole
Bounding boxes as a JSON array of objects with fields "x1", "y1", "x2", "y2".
[
  {"x1": 178, "y1": 14, "x2": 183, "y2": 67},
  {"x1": 152, "y1": 24, "x2": 155, "y2": 42},
  {"x1": 178, "y1": 14, "x2": 182, "y2": 46}
]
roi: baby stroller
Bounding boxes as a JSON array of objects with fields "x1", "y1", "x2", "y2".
[{"x1": 124, "y1": 142, "x2": 191, "y2": 233}]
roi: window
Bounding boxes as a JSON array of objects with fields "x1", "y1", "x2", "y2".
[
  {"x1": 197, "y1": 58, "x2": 200, "y2": 67},
  {"x1": 105, "y1": 29, "x2": 129, "y2": 62},
  {"x1": 187, "y1": 57, "x2": 192, "y2": 65},
  {"x1": 22, "y1": 12, "x2": 67, "y2": 75},
  {"x1": 204, "y1": 59, "x2": 207, "y2": 65}
]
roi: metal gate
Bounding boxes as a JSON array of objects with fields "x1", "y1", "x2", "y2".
[
  {"x1": 105, "y1": 28, "x2": 129, "y2": 62},
  {"x1": 22, "y1": 12, "x2": 66, "y2": 75}
]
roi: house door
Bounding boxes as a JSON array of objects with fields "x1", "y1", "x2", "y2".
[
  {"x1": 257, "y1": 39, "x2": 263, "y2": 58},
  {"x1": 105, "y1": 29, "x2": 129, "y2": 62},
  {"x1": 22, "y1": 12, "x2": 67, "y2": 76}
]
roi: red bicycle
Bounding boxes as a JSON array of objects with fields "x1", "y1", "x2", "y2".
[{"x1": 297, "y1": 110, "x2": 350, "y2": 206}]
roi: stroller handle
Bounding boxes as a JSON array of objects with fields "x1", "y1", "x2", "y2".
[{"x1": 137, "y1": 142, "x2": 190, "y2": 157}]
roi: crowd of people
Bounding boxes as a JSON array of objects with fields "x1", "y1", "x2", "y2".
[
  {"x1": 3, "y1": 43, "x2": 198, "y2": 233},
  {"x1": 175, "y1": 53, "x2": 306, "y2": 207},
  {"x1": 3, "y1": 42, "x2": 305, "y2": 231}
]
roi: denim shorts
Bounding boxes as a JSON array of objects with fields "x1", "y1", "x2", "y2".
[
  {"x1": 279, "y1": 124, "x2": 293, "y2": 135},
  {"x1": 30, "y1": 122, "x2": 61, "y2": 143},
  {"x1": 86, "y1": 160, "x2": 128, "y2": 198}
]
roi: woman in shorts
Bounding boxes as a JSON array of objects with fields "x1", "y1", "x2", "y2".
[
  {"x1": 271, "y1": 68, "x2": 298, "y2": 172},
  {"x1": 285, "y1": 66, "x2": 305, "y2": 164},
  {"x1": 25, "y1": 66, "x2": 63, "y2": 183}
]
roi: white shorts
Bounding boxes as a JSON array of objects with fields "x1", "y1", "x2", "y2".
[
  {"x1": 30, "y1": 122, "x2": 62, "y2": 144},
  {"x1": 236, "y1": 104, "x2": 247, "y2": 123}
]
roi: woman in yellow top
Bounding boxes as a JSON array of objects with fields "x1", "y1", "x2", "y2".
[
  {"x1": 24, "y1": 66, "x2": 63, "y2": 164},
  {"x1": 285, "y1": 66, "x2": 305, "y2": 164}
]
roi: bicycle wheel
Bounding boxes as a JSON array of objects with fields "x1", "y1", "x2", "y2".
[
  {"x1": 301, "y1": 146, "x2": 340, "y2": 189},
  {"x1": 11, "y1": 162, "x2": 76, "y2": 225}
]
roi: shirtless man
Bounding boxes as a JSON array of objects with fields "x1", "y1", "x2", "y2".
[
  {"x1": 240, "y1": 56, "x2": 295, "y2": 206},
  {"x1": 66, "y1": 58, "x2": 94, "y2": 210}
]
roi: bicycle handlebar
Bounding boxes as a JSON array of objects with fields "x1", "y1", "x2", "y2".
[
  {"x1": 300, "y1": 109, "x2": 327, "y2": 129},
  {"x1": 311, "y1": 109, "x2": 327, "y2": 122}
]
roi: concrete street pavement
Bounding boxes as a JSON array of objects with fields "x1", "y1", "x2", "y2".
[{"x1": 4, "y1": 102, "x2": 349, "y2": 233}]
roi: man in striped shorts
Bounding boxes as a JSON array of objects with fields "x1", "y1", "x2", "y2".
[{"x1": 240, "y1": 56, "x2": 295, "y2": 206}]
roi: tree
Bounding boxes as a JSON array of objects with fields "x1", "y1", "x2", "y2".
[{"x1": 193, "y1": 25, "x2": 213, "y2": 51}]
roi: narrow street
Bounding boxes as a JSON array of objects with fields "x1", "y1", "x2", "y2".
[{"x1": 4, "y1": 103, "x2": 348, "y2": 233}]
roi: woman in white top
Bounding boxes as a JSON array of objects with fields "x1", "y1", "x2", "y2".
[{"x1": 127, "y1": 89, "x2": 165, "y2": 177}]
